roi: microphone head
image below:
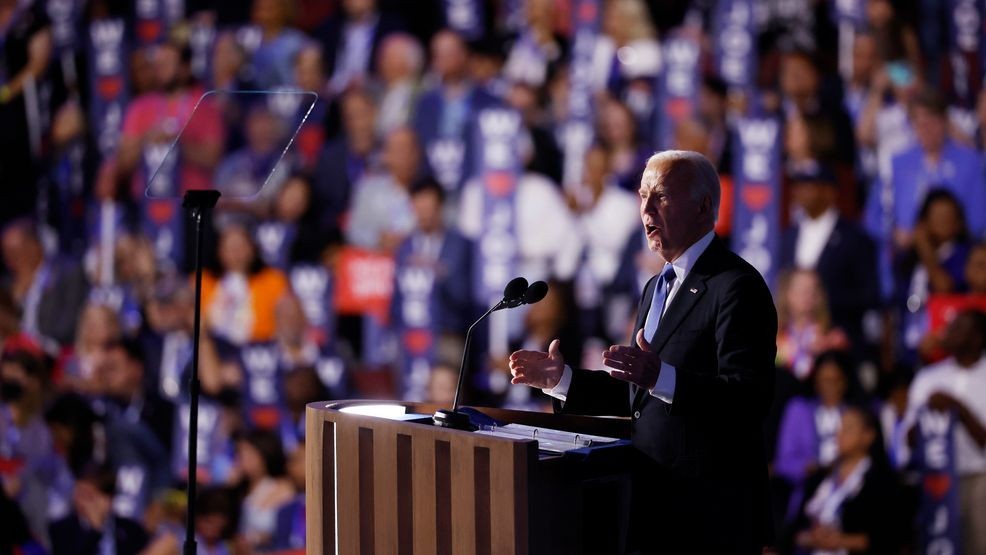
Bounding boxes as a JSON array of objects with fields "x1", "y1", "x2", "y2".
[
  {"x1": 524, "y1": 281, "x2": 549, "y2": 305},
  {"x1": 502, "y1": 277, "x2": 529, "y2": 302}
]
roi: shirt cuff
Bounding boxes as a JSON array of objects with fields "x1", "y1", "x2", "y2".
[
  {"x1": 541, "y1": 365, "x2": 573, "y2": 402},
  {"x1": 649, "y1": 362, "x2": 676, "y2": 404}
]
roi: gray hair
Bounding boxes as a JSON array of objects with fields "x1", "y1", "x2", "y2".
[
  {"x1": 643, "y1": 150, "x2": 721, "y2": 222},
  {"x1": 380, "y1": 33, "x2": 425, "y2": 76}
]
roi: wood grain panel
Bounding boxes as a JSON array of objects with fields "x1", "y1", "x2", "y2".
[
  {"x1": 450, "y1": 436, "x2": 476, "y2": 553},
  {"x1": 335, "y1": 421, "x2": 360, "y2": 553},
  {"x1": 489, "y1": 442, "x2": 516, "y2": 554},
  {"x1": 372, "y1": 426, "x2": 398, "y2": 554},
  {"x1": 305, "y1": 408, "x2": 324, "y2": 555}
]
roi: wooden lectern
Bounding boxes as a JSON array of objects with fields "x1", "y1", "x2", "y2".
[{"x1": 306, "y1": 400, "x2": 633, "y2": 554}]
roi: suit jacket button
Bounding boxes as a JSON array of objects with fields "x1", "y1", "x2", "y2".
[{"x1": 633, "y1": 411, "x2": 641, "y2": 419}]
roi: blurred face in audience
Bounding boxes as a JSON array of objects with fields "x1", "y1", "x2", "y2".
[
  {"x1": 813, "y1": 359, "x2": 848, "y2": 407},
  {"x1": 252, "y1": 0, "x2": 290, "y2": 29},
  {"x1": 378, "y1": 35, "x2": 419, "y2": 84},
  {"x1": 598, "y1": 100, "x2": 636, "y2": 147},
  {"x1": 431, "y1": 31, "x2": 468, "y2": 82},
  {"x1": 153, "y1": 44, "x2": 183, "y2": 92},
  {"x1": 212, "y1": 32, "x2": 244, "y2": 87},
  {"x1": 427, "y1": 364, "x2": 458, "y2": 406},
  {"x1": 341, "y1": 91, "x2": 376, "y2": 147},
  {"x1": 941, "y1": 311, "x2": 985, "y2": 361},
  {"x1": 924, "y1": 196, "x2": 963, "y2": 244},
  {"x1": 76, "y1": 304, "x2": 121, "y2": 351},
  {"x1": 218, "y1": 226, "x2": 256, "y2": 275},
  {"x1": 792, "y1": 180, "x2": 835, "y2": 219},
  {"x1": 779, "y1": 53, "x2": 819, "y2": 105},
  {"x1": 526, "y1": 0, "x2": 554, "y2": 30},
  {"x1": 383, "y1": 128, "x2": 420, "y2": 186},
  {"x1": 274, "y1": 295, "x2": 307, "y2": 346},
  {"x1": 275, "y1": 176, "x2": 311, "y2": 222},
  {"x1": 673, "y1": 119, "x2": 711, "y2": 157},
  {"x1": 287, "y1": 443, "x2": 306, "y2": 490},
  {"x1": 98, "y1": 346, "x2": 141, "y2": 402},
  {"x1": 1, "y1": 225, "x2": 42, "y2": 275},
  {"x1": 283, "y1": 368, "x2": 320, "y2": 412},
  {"x1": 411, "y1": 187, "x2": 443, "y2": 234},
  {"x1": 912, "y1": 105, "x2": 947, "y2": 154},
  {"x1": 236, "y1": 439, "x2": 268, "y2": 481},
  {"x1": 835, "y1": 409, "x2": 875, "y2": 460},
  {"x1": 343, "y1": 0, "x2": 375, "y2": 19},
  {"x1": 851, "y1": 34, "x2": 878, "y2": 86},
  {"x1": 245, "y1": 107, "x2": 282, "y2": 154},
  {"x1": 294, "y1": 45, "x2": 324, "y2": 92},
  {"x1": 785, "y1": 270, "x2": 823, "y2": 323},
  {"x1": 583, "y1": 146, "x2": 609, "y2": 193},
  {"x1": 966, "y1": 246, "x2": 986, "y2": 293},
  {"x1": 866, "y1": 0, "x2": 894, "y2": 27}
]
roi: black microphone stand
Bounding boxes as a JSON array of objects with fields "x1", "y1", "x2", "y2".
[{"x1": 181, "y1": 189, "x2": 221, "y2": 555}]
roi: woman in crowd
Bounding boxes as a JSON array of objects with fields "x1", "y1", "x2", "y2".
[
  {"x1": 776, "y1": 270, "x2": 850, "y2": 381},
  {"x1": 201, "y1": 222, "x2": 290, "y2": 346},
  {"x1": 792, "y1": 405, "x2": 900, "y2": 554},
  {"x1": 775, "y1": 350, "x2": 856, "y2": 529},
  {"x1": 234, "y1": 429, "x2": 294, "y2": 550}
]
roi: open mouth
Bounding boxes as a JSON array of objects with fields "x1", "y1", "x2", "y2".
[{"x1": 645, "y1": 224, "x2": 659, "y2": 237}]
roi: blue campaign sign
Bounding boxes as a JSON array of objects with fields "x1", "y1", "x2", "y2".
[
  {"x1": 172, "y1": 397, "x2": 223, "y2": 483},
  {"x1": 393, "y1": 245, "x2": 438, "y2": 401},
  {"x1": 87, "y1": 18, "x2": 129, "y2": 158},
  {"x1": 289, "y1": 264, "x2": 335, "y2": 346},
  {"x1": 714, "y1": 0, "x2": 757, "y2": 94},
  {"x1": 948, "y1": 0, "x2": 985, "y2": 108},
  {"x1": 239, "y1": 341, "x2": 284, "y2": 429},
  {"x1": 562, "y1": 0, "x2": 600, "y2": 194},
  {"x1": 731, "y1": 116, "x2": 781, "y2": 289},
  {"x1": 140, "y1": 143, "x2": 185, "y2": 271},
  {"x1": 913, "y1": 408, "x2": 962, "y2": 554},
  {"x1": 443, "y1": 0, "x2": 484, "y2": 40},
  {"x1": 46, "y1": 0, "x2": 81, "y2": 55},
  {"x1": 255, "y1": 221, "x2": 297, "y2": 271},
  {"x1": 655, "y1": 30, "x2": 701, "y2": 150}
]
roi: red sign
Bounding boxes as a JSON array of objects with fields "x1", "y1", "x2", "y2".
[{"x1": 333, "y1": 247, "x2": 395, "y2": 322}]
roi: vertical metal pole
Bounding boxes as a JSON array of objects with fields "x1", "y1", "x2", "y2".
[{"x1": 184, "y1": 206, "x2": 205, "y2": 555}]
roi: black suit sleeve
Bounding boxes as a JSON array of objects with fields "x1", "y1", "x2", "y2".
[
  {"x1": 553, "y1": 368, "x2": 631, "y2": 417},
  {"x1": 671, "y1": 272, "x2": 777, "y2": 417}
]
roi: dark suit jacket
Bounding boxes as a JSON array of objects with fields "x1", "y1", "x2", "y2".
[
  {"x1": 49, "y1": 514, "x2": 148, "y2": 555},
  {"x1": 780, "y1": 216, "x2": 879, "y2": 349},
  {"x1": 390, "y1": 229, "x2": 475, "y2": 334},
  {"x1": 559, "y1": 237, "x2": 777, "y2": 554},
  {"x1": 316, "y1": 11, "x2": 405, "y2": 79}
]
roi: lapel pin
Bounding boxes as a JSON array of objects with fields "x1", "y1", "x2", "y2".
[{"x1": 689, "y1": 288, "x2": 698, "y2": 294}]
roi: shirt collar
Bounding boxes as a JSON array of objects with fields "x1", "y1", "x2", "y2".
[{"x1": 667, "y1": 230, "x2": 715, "y2": 283}]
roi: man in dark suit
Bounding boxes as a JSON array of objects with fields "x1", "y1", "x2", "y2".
[
  {"x1": 509, "y1": 151, "x2": 777, "y2": 553},
  {"x1": 780, "y1": 162, "x2": 879, "y2": 353}
]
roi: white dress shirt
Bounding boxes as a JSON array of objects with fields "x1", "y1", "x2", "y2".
[
  {"x1": 794, "y1": 208, "x2": 838, "y2": 270},
  {"x1": 544, "y1": 230, "x2": 716, "y2": 405},
  {"x1": 899, "y1": 355, "x2": 986, "y2": 475}
]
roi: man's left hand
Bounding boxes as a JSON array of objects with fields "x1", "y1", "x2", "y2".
[{"x1": 597, "y1": 329, "x2": 662, "y2": 389}]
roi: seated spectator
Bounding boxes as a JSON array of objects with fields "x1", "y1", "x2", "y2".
[
  {"x1": 412, "y1": 29, "x2": 500, "y2": 191},
  {"x1": 1, "y1": 219, "x2": 89, "y2": 353},
  {"x1": 255, "y1": 173, "x2": 326, "y2": 269},
  {"x1": 426, "y1": 361, "x2": 459, "y2": 407},
  {"x1": 49, "y1": 464, "x2": 149, "y2": 555},
  {"x1": 249, "y1": 0, "x2": 308, "y2": 90},
  {"x1": 317, "y1": 0, "x2": 405, "y2": 95},
  {"x1": 372, "y1": 33, "x2": 424, "y2": 139},
  {"x1": 596, "y1": 98, "x2": 649, "y2": 192},
  {"x1": 781, "y1": 163, "x2": 878, "y2": 357},
  {"x1": 776, "y1": 269, "x2": 850, "y2": 381},
  {"x1": 235, "y1": 430, "x2": 294, "y2": 549},
  {"x1": 141, "y1": 486, "x2": 239, "y2": 555},
  {"x1": 345, "y1": 127, "x2": 419, "y2": 252},
  {"x1": 271, "y1": 439, "x2": 306, "y2": 551},
  {"x1": 900, "y1": 309, "x2": 986, "y2": 554},
  {"x1": 62, "y1": 302, "x2": 122, "y2": 394},
  {"x1": 202, "y1": 223, "x2": 290, "y2": 345},
  {"x1": 792, "y1": 406, "x2": 900, "y2": 554},
  {"x1": 502, "y1": 0, "x2": 567, "y2": 90},
  {"x1": 775, "y1": 351, "x2": 855, "y2": 524},
  {"x1": 593, "y1": 0, "x2": 660, "y2": 96},
  {"x1": 1, "y1": 346, "x2": 54, "y2": 539}
]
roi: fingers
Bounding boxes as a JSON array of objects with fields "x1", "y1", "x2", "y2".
[
  {"x1": 547, "y1": 339, "x2": 562, "y2": 359},
  {"x1": 509, "y1": 349, "x2": 548, "y2": 362},
  {"x1": 636, "y1": 329, "x2": 652, "y2": 352}
]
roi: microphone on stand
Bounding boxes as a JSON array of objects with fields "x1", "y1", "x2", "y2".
[{"x1": 433, "y1": 278, "x2": 550, "y2": 430}]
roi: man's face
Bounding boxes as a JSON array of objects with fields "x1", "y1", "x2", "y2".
[
  {"x1": 639, "y1": 161, "x2": 708, "y2": 261},
  {"x1": 912, "y1": 106, "x2": 947, "y2": 153},
  {"x1": 430, "y1": 31, "x2": 467, "y2": 80},
  {"x1": 411, "y1": 189, "x2": 442, "y2": 233},
  {"x1": 383, "y1": 129, "x2": 420, "y2": 184},
  {"x1": 780, "y1": 54, "x2": 819, "y2": 102},
  {"x1": 792, "y1": 181, "x2": 833, "y2": 218},
  {"x1": 1, "y1": 228, "x2": 41, "y2": 274},
  {"x1": 941, "y1": 312, "x2": 983, "y2": 357}
]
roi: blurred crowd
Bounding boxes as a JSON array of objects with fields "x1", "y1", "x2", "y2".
[{"x1": 2, "y1": 0, "x2": 986, "y2": 553}]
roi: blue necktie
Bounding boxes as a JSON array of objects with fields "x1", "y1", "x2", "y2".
[{"x1": 643, "y1": 264, "x2": 677, "y2": 340}]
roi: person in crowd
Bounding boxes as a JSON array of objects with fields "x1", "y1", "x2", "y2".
[
  {"x1": 314, "y1": 87, "x2": 380, "y2": 235},
  {"x1": 270, "y1": 438, "x2": 306, "y2": 551},
  {"x1": 791, "y1": 405, "x2": 901, "y2": 554},
  {"x1": 210, "y1": 31, "x2": 253, "y2": 91},
  {"x1": 900, "y1": 309, "x2": 986, "y2": 554},
  {"x1": 695, "y1": 76, "x2": 734, "y2": 173},
  {"x1": 249, "y1": 0, "x2": 308, "y2": 90},
  {"x1": 781, "y1": 163, "x2": 879, "y2": 357},
  {"x1": 502, "y1": 0, "x2": 567, "y2": 90},
  {"x1": 570, "y1": 145, "x2": 640, "y2": 343},
  {"x1": 775, "y1": 269, "x2": 850, "y2": 381},
  {"x1": 593, "y1": 0, "x2": 660, "y2": 96},
  {"x1": 0, "y1": 0, "x2": 52, "y2": 225},
  {"x1": 202, "y1": 222, "x2": 290, "y2": 345},
  {"x1": 0, "y1": 346, "x2": 53, "y2": 543},
  {"x1": 596, "y1": 97, "x2": 649, "y2": 192},
  {"x1": 855, "y1": 51, "x2": 921, "y2": 185},
  {"x1": 116, "y1": 38, "x2": 224, "y2": 198},
  {"x1": 49, "y1": 464, "x2": 149, "y2": 555},
  {"x1": 672, "y1": 117, "x2": 734, "y2": 238},
  {"x1": 141, "y1": 486, "x2": 239, "y2": 555},
  {"x1": 412, "y1": 29, "x2": 500, "y2": 191},
  {"x1": 373, "y1": 33, "x2": 425, "y2": 139},
  {"x1": 255, "y1": 173, "x2": 327, "y2": 268},
  {"x1": 1, "y1": 219, "x2": 89, "y2": 352},
  {"x1": 866, "y1": 89, "x2": 986, "y2": 251},
  {"x1": 775, "y1": 351, "x2": 855, "y2": 526},
  {"x1": 504, "y1": 79, "x2": 564, "y2": 184},
  {"x1": 140, "y1": 276, "x2": 194, "y2": 402},
  {"x1": 43, "y1": 392, "x2": 98, "y2": 524},
  {"x1": 317, "y1": 0, "x2": 404, "y2": 95},
  {"x1": 345, "y1": 126, "x2": 420, "y2": 252},
  {"x1": 426, "y1": 361, "x2": 459, "y2": 407},
  {"x1": 62, "y1": 302, "x2": 122, "y2": 394},
  {"x1": 235, "y1": 429, "x2": 294, "y2": 549},
  {"x1": 290, "y1": 42, "x2": 330, "y2": 169},
  {"x1": 281, "y1": 367, "x2": 329, "y2": 451},
  {"x1": 843, "y1": 30, "x2": 879, "y2": 127},
  {"x1": 967, "y1": 242, "x2": 986, "y2": 294},
  {"x1": 897, "y1": 188, "x2": 972, "y2": 296},
  {"x1": 866, "y1": 0, "x2": 922, "y2": 72}
]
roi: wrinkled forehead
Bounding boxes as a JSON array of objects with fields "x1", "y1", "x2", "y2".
[{"x1": 639, "y1": 159, "x2": 688, "y2": 193}]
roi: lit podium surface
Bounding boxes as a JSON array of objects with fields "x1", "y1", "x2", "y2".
[{"x1": 306, "y1": 400, "x2": 634, "y2": 554}]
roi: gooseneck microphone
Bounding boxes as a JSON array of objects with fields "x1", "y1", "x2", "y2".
[{"x1": 433, "y1": 278, "x2": 550, "y2": 430}]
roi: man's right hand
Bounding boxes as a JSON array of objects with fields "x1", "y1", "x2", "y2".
[{"x1": 508, "y1": 339, "x2": 565, "y2": 390}]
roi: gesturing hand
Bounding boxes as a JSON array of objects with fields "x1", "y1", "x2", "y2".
[
  {"x1": 509, "y1": 339, "x2": 565, "y2": 390},
  {"x1": 597, "y1": 329, "x2": 662, "y2": 390}
]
